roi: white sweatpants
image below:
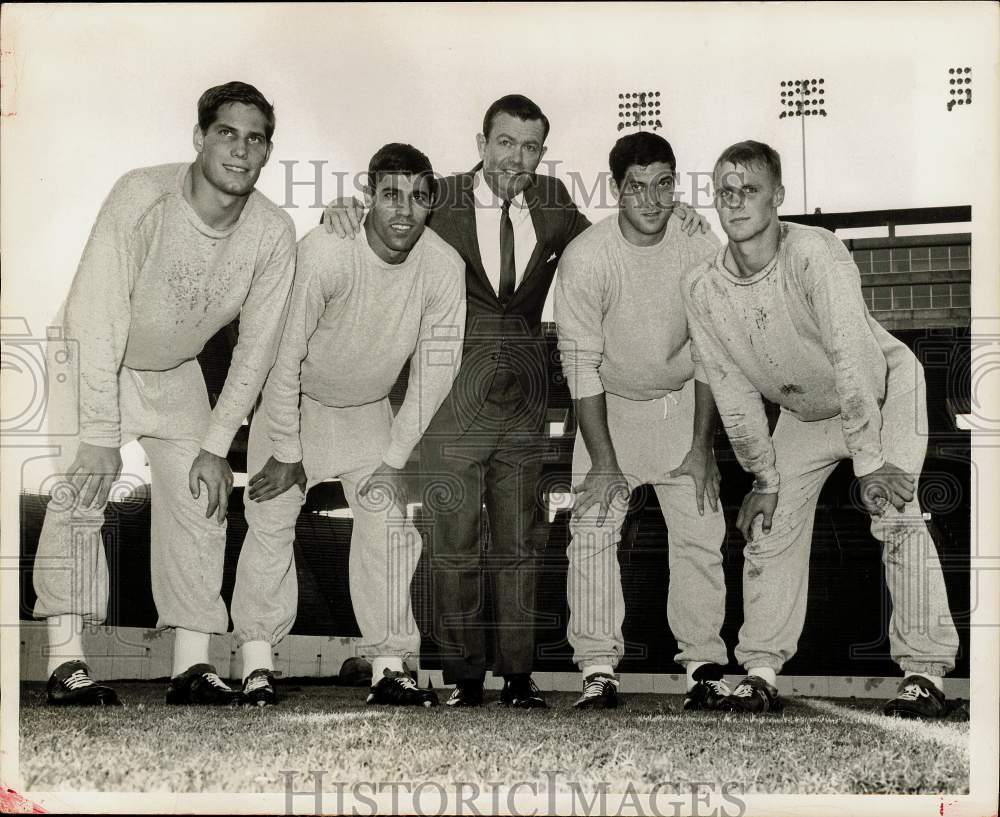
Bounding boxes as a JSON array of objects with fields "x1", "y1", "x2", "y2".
[
  {"x1": 567, "y1": 380, "x2": 729, "y2": 670},
  {"x1": 735, "y1": 366, "x2": 959, "y2": 676},
  {"x1": 231, "y1": 393, "x2": 422, "y2": 658},
  {"x1": 32, "y1": 359, "x2": 230, "y2": 634}
]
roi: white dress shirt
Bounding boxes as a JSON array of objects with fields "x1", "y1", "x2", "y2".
[{"x1": 472, "y1": 170, "x2": 538, "y2": 296}]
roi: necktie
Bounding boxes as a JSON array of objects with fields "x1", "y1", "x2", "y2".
[{"x1": 499, "y1": 199, "x2": 515, "y2": 304}]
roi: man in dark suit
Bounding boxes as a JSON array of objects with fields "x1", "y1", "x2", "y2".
[{"x1": 323, "y1": 95, "x2": 707, "y2": 707}]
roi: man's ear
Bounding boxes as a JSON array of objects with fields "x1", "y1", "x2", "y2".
[
  {"x1": 362, "y1": 186, "x2": 374, "y2": 209},
  {"x1": 773, "y1": 184, "x2": 785, "y2": 208},
  {"x1": 476, "y1": 133, "x2": 486, "y2": 161},
  {"x1": 192, "y1": 124, "x2": 205, "y2": 155}
]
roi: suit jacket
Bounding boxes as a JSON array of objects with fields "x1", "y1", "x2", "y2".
[{"x1": 426, "y1": 166, "x2": 591, "y2": 433}]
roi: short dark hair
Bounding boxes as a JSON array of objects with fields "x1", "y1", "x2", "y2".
[
  {"x1": 198, "y1": 81, "x2": 275, "y2": 142},
  {"x1": 482, "y1": 94, "x2": 550, "y2": 143},
  {"x1": 608, "y1": 131, "x2": 677, "y2": 187},
  {"x1": 714, "y1": 140, "x2": 782, "y2": 186},
  {"x1": 366, "y1": 142, "x2": 435, "y2": 190}
]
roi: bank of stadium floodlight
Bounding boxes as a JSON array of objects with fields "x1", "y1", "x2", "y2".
[
  {"x1": 617, "y1": 91, "x2": 662, "y2": 132},
  {"x1": 779, "y1": 77, "x2": 826, "y2": 212},
  {"x1": 947, "y1": 66, "x2": 972, "y2": 111}
]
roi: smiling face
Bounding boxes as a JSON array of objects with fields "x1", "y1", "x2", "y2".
[
  {"x1": 612, "y1": 161, "x2": 676, "y2": 245},
  {"x1": 363, "y1": 172, "x2": 433, "y2": 264},
  {"x1": 713, "y1": 160, "x2": 784, "y2": 244},
  {"x1": 476, "y1": 112, "x2": 547, "y2": 200},
  {"x1": 193, "y1": 102, "x2": 272, "y2": 198}
]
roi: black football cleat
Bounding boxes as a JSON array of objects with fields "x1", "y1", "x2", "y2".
[
  {"x1": 500, "y1": 674, "x2": 548, "y2": 709},
  {"x1": 718, "y1": 675, "x2": 783, "y2": 714},
  {"x1": 241, "y1": 668, "x2": 278, "y2": 707},
  {"x1": 573, "y1": 672, "x2": 619, "y2": 710},
  {"x1": 165, "y1": 663, "x2": 238, "y2": 705},
  {"x1": 683, "y1": 663, "x2": 731, "y2": 711},
  {"x1": 883, "y1": 675, "x2": 946, "y2": 720},
  {"x1": 46, "y1": 660, "x2": 121, "y2": 706},
  {"x1": 366, "y1": 670, "x2": 438, "y2": 707},
  {"x1": 445, "y1": 680, "x2": 484, "y2": 708}
]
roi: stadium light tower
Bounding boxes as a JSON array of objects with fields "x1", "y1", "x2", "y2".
[
  {"x1": 779, "y1": 78, "x2": 827, "y2": 212},
  {"x1": 617, "y1": 91, "x2": 663, "y2": 132}
]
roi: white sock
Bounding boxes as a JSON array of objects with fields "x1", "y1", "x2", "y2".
[
  {"x1": 582, "y1": 663, "x2": 615, "y2": 681},
  {"x1": 371, "y1": 656, "x2": 404, "y2": 683},
  {"x1": 241, "y1": 640, "x2": 273, "y2": 681},
  {"x1": 907, "y1": 672, "x2": 944, "y2": 693},
  {"x1": 748, "y1": 667, "x2": 777, "y2": 687},
  {"x1": 172, "y1": 629, "x2": 211, "y2": 677},
  {"x1": 685, "y1": 661, "x2": 709, "y2": 691},
  {"x1": 46, "y1": 614, "x2": 85, "y2": 676}
]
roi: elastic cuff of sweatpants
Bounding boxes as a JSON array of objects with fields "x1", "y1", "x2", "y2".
[
  {"x1": 577, "y1": 655, "x2": 620, "y2": 672},
  {"x1": 899, "y1": 661, "x2": 953, "y2": 678},
  {"x1": 737, "y1": 656, "x2": 784, "y2": 673},
  {"x1": 233, "y1": 630, "x2": 282, "y2": 648}
]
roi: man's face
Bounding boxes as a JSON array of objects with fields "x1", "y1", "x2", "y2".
[
  {"x1": 713, "y1": 161, "x2": 784, "y2": 243},
  {"x1": 612, "y1": 162, "x2": 676, "y2": 241},
  {"x1": 476, "y1": 112, "x2": 547, "y2": 200},
  {"x1": 193, "y1": 102, "x2": 272, "y2": 198},
  {"x1": 364, "y1": 172, "x2": 433, "y2": 263}
]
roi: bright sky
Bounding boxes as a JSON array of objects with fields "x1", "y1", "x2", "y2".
[{"x1": 0, "y1": 2, "x2": 997, "y2": 441}]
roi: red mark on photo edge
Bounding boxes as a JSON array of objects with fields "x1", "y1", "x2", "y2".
[{"x1": 0, "y1": 787, "x2": 47, "y2": 813}]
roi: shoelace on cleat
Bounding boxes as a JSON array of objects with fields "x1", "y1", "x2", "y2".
[
  {"x1": 896, "y1": 683, "x2": 930, "y2": 702},
  {"x1": 731, "y1": 682, "x2": 757, "y2": 698},
  {"x1": 244, "y1": 674, "x2": 271, "y2": 694},
  {"x1": 202, "y1": 672, "x2": 232, "y2": 691},
  {"x1": 705, "y1": 679, "x2": 731, "y2": 696},
  {"x1": 63, "y1": 669, "x2": 96, "y2": 690},
  {"x1": 582, "y1": 676, "x2": 617, "y2": 698},
  {"x1": 390, "y1": 674, "x2": 419, "y2": 692}
]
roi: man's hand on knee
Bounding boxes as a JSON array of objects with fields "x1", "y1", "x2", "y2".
[
  {"x1": 188, "y1": 449, "x2": 234, "y2": 524},
  {"x1": 247, "y1": 456, "x2": 306, "y2": 503},
  {"x1": 67, "y1": 442, "x2": 123, "y2": 509},
  {"x1": 358, "y1": 461, "x2": 407, "y2": 516},
  {"x1": 573, "y1": 465, "x2": 629, "y2": 527},
  {"x1": 737, "y1": 489, "x2": 778, "y2": 542},
  {"x1": 858, "y1": 461, "x2": 916, "y2": 516},
  {"x1": 669, "y1": 444, "x2": 721, "y2": 516}
]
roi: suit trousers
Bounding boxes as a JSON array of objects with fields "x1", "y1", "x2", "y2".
[
  {"x1": 422, "y1": 369, "x2": 548, "y2": 683},
  {"x1": 33, "y1": 359, "x2": 230, "y2": 634},
  {"x1": 567, "y1": 381, "x2": 728, "y2": 671},
  {"x1": 233, "y1": 394, "x2": 422, "y2": 658},
  {"x1": 735, "y1": 364, "x2": 959, "y2": 676}
]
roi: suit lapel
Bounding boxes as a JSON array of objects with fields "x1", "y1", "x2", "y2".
[
  {"x1": 450, "y1": 172, "x2": 491, "y2": 293},
  {"x1": 517, "y1": 180, "x2": 549, "y2": 291}
]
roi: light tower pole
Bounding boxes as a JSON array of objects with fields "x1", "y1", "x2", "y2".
[{"x1": 779, "y1": 78, "x2": 826, "y2": 212}]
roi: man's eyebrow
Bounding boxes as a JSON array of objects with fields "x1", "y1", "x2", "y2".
[{"x1": 213, "y1": 120, "x2": 267, "y2": 140}]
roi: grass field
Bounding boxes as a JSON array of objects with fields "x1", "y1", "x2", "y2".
[{"x1": 19, "y1": 681, "x2": 969, "y2": 796}]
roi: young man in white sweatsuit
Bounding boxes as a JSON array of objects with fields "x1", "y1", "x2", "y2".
[
  {"x1": 554, "y1": 132, "x2": 730, "y2": 710},
  {"x1": 33, "y1": 82, "x2": 296, "y2": 706},
  {"x1": 682, "y1": 140, "x2": 959, "y2": 718},
  {"x1": 232, "y1": 143, "x2": 466, "y2": 706}
]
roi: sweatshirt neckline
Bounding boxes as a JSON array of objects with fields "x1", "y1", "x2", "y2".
[
  {"x1": 359, "y1": 213, "x2": 425, "y2": 270},
  {"x1": 714, "y1": 222, "x2": 787, "y2": 285},
  {"x1": 176, "y1": 164, "x2": 257, "y2": 239},
  {"x1": 611, "y1": 211, "x2": 676, "y2": 255}
]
